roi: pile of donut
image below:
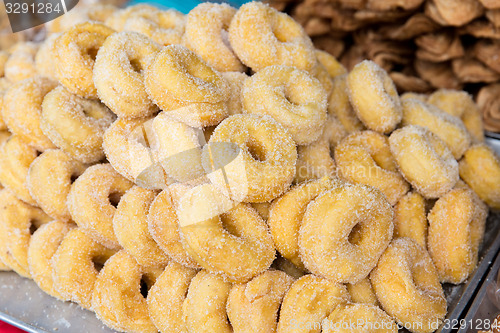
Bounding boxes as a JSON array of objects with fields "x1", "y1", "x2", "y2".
[{"x1": 0, "y1": 2, "x2": 500, "y2": 333}]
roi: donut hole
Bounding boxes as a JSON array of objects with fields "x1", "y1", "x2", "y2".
[
  {"x1": 109, "y1": 192, "x2": 123, "y2": 208},
  {"x1": 29, "y1": 223, "x2": 38, "y2": 235},
  {"x1": 70, "y1": 173, "x2": 79, "y2": 184},
  {"x1": 348, "y1": 222, "x2": 364, "y2": 246},
  {"x1": 129, "y1": 58, "x2": 144, "y2": 73},
  {"x1": 246, "y1": 140, "x2": 266, "y2": 162},
  {"x1": 92, "y1": 255, "x2": 109, "y2": 272},
  {"x1": 85, "y1": 46, "x2": 99, "y2": 63},
  {"x1": 81, "y1": 103, "x2": 110, "y2": 121},
  {"x1": 139, "y1": 278, "x2": 149, "y2": 298}
]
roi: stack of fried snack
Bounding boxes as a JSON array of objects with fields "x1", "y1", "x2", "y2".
[
  {"x1": 268, "y1": 0, "x2": 500, "y2": 133},
  {"x1": 0, "y1": 2, "x2": 500, "y2": 333}
]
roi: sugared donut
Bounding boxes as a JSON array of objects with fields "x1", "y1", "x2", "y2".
[
  {"x1": 401, "y1": 98, "x2": 471, "y2": 159},
  {"x1": 428, "y1": 187, "x2": 487, "y2": 284},
  {"x1": 299, "y1": 182, "x2": 393, "y2": 284},
  {"x1": 227, "y1": 270, "x2": 294, "y2": 333},
  {"x1": 328, "y1": 74, "x2": 365, "y2": 133},
  {"x1": 229, "y1": 2, "x2": 316, "y2": 72},
  {"x1": 52, "y1": 228, "x2": 116, "y2": 309},
  {"x1": 347, "y1": 278, "x2": 379, "y2": 306},
  {"x1": 316, "y1": 50, "x2": 347, "y2": 78},
  {"x1": 94, "y1": 32, "x2": 161, "y2": 118},
  {"x1": 35, "y1": 34, "x2": 58, "y2": 80},
  {"x1": 242, "y1": 65, "x2": 327, "y2": 145},
  {"x1": 54, "y1": 22, "x2": 115, "y2": 98},
  {"x1": 113, "y1": 186, "x2": 169, "y2": 268},
  {"x1": 28, "y1": 220, "x2": 74, "y2": 298},
  {"x1": 2, "y1": 76, "x2": 57, "y2": 151},
  {"x1": 335, "y1": 130, "x2": 410, "y2": 205},
  {"x1": 347, "y1": 60, "x2": 402, "y2": 134},
  {"x1": 222, "y1": 71, "x2": 247, "y2": 115},
  {"x1": 147, "y1": 262, "x2": 198, "y2": 333},
  {"x1": 371, "y1": 238, "x2": 447, "y2": 333},
  {"x1": 459, "y1": 144, "x2": 500, "y2": 210},
  {"x1": 202, "y1": 114, "x2": 297, "y2": 203},
  {"x1": 393, "y1": 191, "x2": 428, "y2": 248},
  {"x1": 67, "y1": 164, "x2": 133, "y2": 249},
  {"x1": 27, "y1": 149, "x2": 87, "y2": 221},
  {"x1": 92, "y1": 251, "x2": 161, "y2": 333},
  {"x1": 323, "y1": 303, "x2": 397, "y2": 333},
  {"x1": 183, "y1": 3, "x2": 244, "y2": 72},
  {"x1": 4, "y1": 43, "x2": 38, "y2": 83},
  {"x1": 0, "y1": 190, "x2": 51, "y2": 277},
  {"x1": 277, "y1": 275, "x2": 350, "y2": 333},
  {"x1": 389, "y1": 125, "x2": 459, "y2": 199},
  {"x1": 295, "y1": 138, "x2": 336, "y2": 184}
]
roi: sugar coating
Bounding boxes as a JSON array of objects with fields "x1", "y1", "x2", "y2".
[{"x1": 4, "y1": 42, "x2": 38, "y2": 83}]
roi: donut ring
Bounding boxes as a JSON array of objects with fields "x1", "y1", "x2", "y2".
[
  {"x1": 242, "y1": 65, "x2": 327, "y2": 145},
  {"x1": 27, "y1": 149, "x2": 87, "y2": 221},
  {"x1": 328, "y1": 74, "x2": 365, "y2": 133},
  {"x1": 92, "y1": 251, "x2": 161, "y2": 333},
  {"x1": 147, "y1": 262, "x2": 198, "y2": 333},
  {"x1": 334, "y1": 130, "x2": 410, "y2": 205},
  {"x1": 113, "y1": 186, "x2": 169, "y2": 268},
  {"x1": 4, "y1": 43, "x2": 38, "y2": 83},
  {"x1": 346, "y1": 278, "x2": 379, "y2": 306},
  {"x1": 35, "y1": 34, "x2": 58, "y2": 80},
  {"x1": 54, "y1": 22, "x2": 115, "y2": 98},
  {"x1": 67, "y1": 164, "x2": 133, "y2": 249},
  {"x1": 299, "y1": 182, "x2": 394, "y2": 284},
  {"x1": 2, "y1": 76, "x2": 58, "y2": 151},
  {"x1": 347, "y1": 60, "x2": 402, "y2": 134},
  {"x1": 389, "y1": 125, "x2": 459, "y2": 199},
  {"x1": 28, "y1": 220, "x2": 74, "y2": 298},
  {"x1": 316, "y1": 50, "x2": 347, "y2": 79},
  {"x1": 229, "y1": 2, "x2": 316, "y2": 72},
  {"x1": 371, "y1": 238, "x2": 447, "y2": 333},
  {"x1": 176, "y1": 183, "x2": 275, "y2": 282},
  {"x1": 393, "y1": 191, "x2": 428, "y2": 248},
  {"x1": 222, "y1": 71, "x2": 247, "y2": 116},
  {"x1": 323, "y1": 303, "x2": 397, "y2": 333},
  {"x1": 227, "y1": 270, "x2": 294, "y2": 333},
  {"x1": 183, "y1": 3, "x2": 244, "y2": 72},
  {"x1": 428, "y1": 187, "x2": 487, "y2": 284},
  {"x1": 202, "y1": 114, "x2": 297, "y2": 203},
  {"x1": 94, "y1": 32, "x2": 161, "y2": 118},
  {"x1": 459, "y1": 144, "x2": 500, "y2": 210},
  {"x1": 0, "y1": 190, "x2": 51, "y2": 277},
  {"x1": 401, "y1": 98, "x2": 471, "y2": 159},
  {"x1": 52, "y1": 228, "x2": 116, "y2": 309}
]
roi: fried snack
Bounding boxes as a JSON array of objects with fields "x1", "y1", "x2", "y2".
[
  {"x1": 54, "y1": 22, "x2": 115, "y2": 98},
  {"x1": 67, "y1": 164, "x2": 133, "y2": 249},
  {"x1": 35, "y1": 34, "x2": 59, "y2": 80},
  {"x1": 229, "y1": 2, "x2": 316, "y2": 72},
  {"x1": 393, "y1": 191, "x2": 428, "y2": 248},
  {"x1": 316, "y1": 50, "x2": 347, "y2": 78},
  {"x1": 222, "y1": 71, "x2": 247, "y2": 115},
  {"x1": 328, "y1": 75, "x2": 365, "y2": 133},
  {"x1": 428, "y1": 187, "x2": 487, "y2": 284},
  {"x1": 183, "y1": 3, "x2": 244, "y2": 72},
  {"x1": 323, "y1": 303, "x2": 397, "y2": 333},
  {"x1": 335, "y1": 130, "x2": 410, "y2": 205},
  {"x1": 346, "y1": 278, "x2": 379, "y2": 306},
  {"x1": 227, "y1": 270, "x2": 294, "y2": 333},
  {"x1": 459, "y1": 144, "x2": 500, "y2": 210},
  {"x1": 371, "y1": 238, "x2": 447, "y2": 333},
  {"x1": 2, "y1": 76, "x2": 58, "y2": 151},
  {"x1": 27, "y1": 149, "x2": 86, "y2": 221},
  {"x1": 299, "y1": 183, "x2": 393, "y2": 284},
  {"x1": 389, "y1": 125, "x2": 459, "y2": 199},
  {"x1": 242, "y1": 65, "x2": 327, "y2": 145},
  {"x1": 94, "y1": 32, "x2": 161, "y2": 118},
  {"x1": 294, "y1": 137, "x2": 336, "y2": 184},
  {"x1": 347, "y1": 60, "x2": 402, "y2": 134},
  {"x1": 4, "y1": 42, "x2": 38, "y2": 83},
  {"x1": 113, "y1": 186, "x2": 169, "y2": 268}
]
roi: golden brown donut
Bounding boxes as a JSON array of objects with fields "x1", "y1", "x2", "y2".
[{"x1": 393, "y1": 191, "x2": 428, "y2": 248}]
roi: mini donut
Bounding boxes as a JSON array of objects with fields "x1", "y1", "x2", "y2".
[
  {"x1": 459, "y1": 144, "x2": 500, "y2": 210},
  {"x1": 0, "y1": 190, "x2": 51, "y2": 277},
  {"x1": 4, "y1": 42, "x2": 38, "y2": 83},
  {"x1": 334, "y1": 130, "x2": 410, "y2": 205},
  {"x1": 222, "y1": 71, "x2": 247, "y2": 115},
  {"x1": 427, "y1": 89, "x2": 484, "y2": 142},
  {"x1": 28, "y1": 220, "x2": 74, "y2": 298},
  {"x1": 183, "y1": 3, "x2": 244, "y2": 72},
  {"x1": 2, "y1": 76, "x2": 58, "y2": 150},
  {"x1": 371, "y1": 238, "x2": 447, "y2": 333},
  {"x1": 268, "y1": 177, "x2": 338, "y2": 270},
  {"x1": 323, "y1": 303, "x2": 397, "y2": 333},
  {"x1": 92, "y1": 251, "x2": 161, "y2": 333},
  {"x1": 113, "y1": 186, "x2": 169, "y2": 268},
  {"x1": 389, "y1": 125, "x2": 459, "y2": 199},
  {"x1": 54, "y1": 22, "x2": 115, "y2": 98},
  {"x1": 0, "y1": 136, "x2": 40, "y2": 205},
  {"x1": 35, "y1": 34, "x2": 59, "y2": 80},
  {"x1": 147, "y1": 262, "x2": 198, "y2": 333},
  {"x1": 242, "y1": 65, "x2": 327, "y2": 145},
  {"x1": 94, "y1": 32, "x2": 161, "y2": 118},
  {"x1": 401, "y1": 98, "x2": 471, "y2": 159},
  {"x1": 227, "y1": 270, "x2": 294, "y2": 333},
  {"x1": 67, "y1": 164, "x2": 134, "y2": 249},
  {"x1": 347, "y1": 60, "x2": 402, "y2": 134},
  {"x1": 328, "y1": 74, "x2": 365, "y2": 133},
  {"x1": 176, "y1": 184, "x2": 275, "y2": 282},
  {"x1": 122, "y1": 10, "x2": 185, "y2": 46},
  {"x1": 428, "y1": 187, "x2": 488, "y2": 284},
  {"x1": 316, "y1": 50, "x2": 347, "y2": 78},
  {"x1": 393, "y1": 191, "x2": 428, "y2": 248},
  {"x1": 229, "y1": 2, "x2": 316, "y2": 72},
  {"x1": 299, "y1": 182, "x2": 394, "y2": 284},
  {"x1": 346, "y1": 278, "x2": 379, "y2": 306},
  {"x1": 202, "y1": 114, "x2": 297, "y2": 203},
  {"x1": 27, "y1": 149, "x2": 87, "y2": 221},
  {"x1": 251, "y1": 202, "x2": 271, "y2": 221},
  {"x1": 52, "y1": 228, "x2": 116, "y2": 309},
  {"x1": 277, "y1": 274, "x2": 350, "y2": 333}
]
